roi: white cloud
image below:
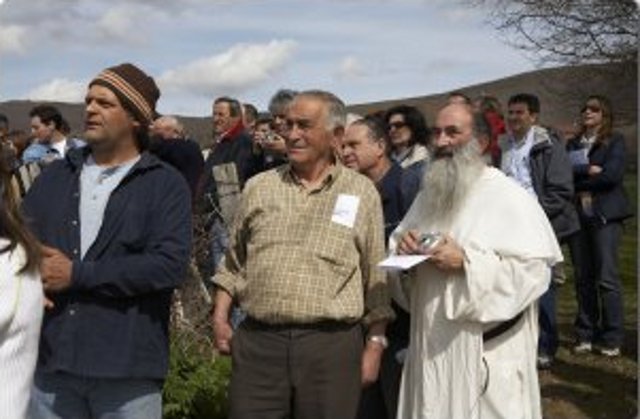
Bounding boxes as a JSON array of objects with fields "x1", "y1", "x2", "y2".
[
  {"x1": 0, "y1": 24, "x2": 28, "y2": 55},
  {"x1": 27, "y1": 78, "x2": 86, "y2": 103},
  {"x1": 158, "y1": 40, "x2": 297, "y2": 97},
  {"x1": 96, "y1": 5, "x2": 147, "y2": 44},
  {"x1": 335, "y1": 56, "x2": 367, "y2": 80}
]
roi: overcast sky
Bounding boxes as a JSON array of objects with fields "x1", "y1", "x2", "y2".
[{"x1": 0, "y1": 0, "x2": 540, "y2": 116}]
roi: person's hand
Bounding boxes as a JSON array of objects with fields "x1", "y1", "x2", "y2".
[
  {"x1": 212, "y1": 317, "x2": 234, "y2": 355},
  {"x1": 262, "y1": 132, "x2": 287, "y2": 154},
  {"x1": 588, "y1": 165, "x2": 603, "y2": 176},
  {"x1": 43, "y1": 296, "x2": 55, "y2": 309},
  {"x1": 428, "y1": 234, "x2": 465, "y2": 272},
  {"x1": 361, "y1": 341, "x2": 384, "y2": 387},
  {"x1": 41, "y1": 246, "x2": 73, "y2": 292},
  {"x1": 396, "y1": 230, "x2": 424, "y2": 255}
]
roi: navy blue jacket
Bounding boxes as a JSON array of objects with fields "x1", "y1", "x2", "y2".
[
  {"x1": 22, "y1": 148, "x2": 192, "y2": 379},
  {"x1": 378, "y1": 163, "x2": 420, "y2": 347},
  {"x1": 378, "y1": 162, "x2": 421, "y2": 241},
  {"x1": 148, "y1": 136, "x2": 204, "y2": 203},
  {"x1": 567, "y1": 132, "x2": 632, "y2": 224}
]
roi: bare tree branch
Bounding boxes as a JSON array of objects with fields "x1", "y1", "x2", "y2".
[{"x1": 468, "y1": 0, "x2": 638, "y2": 65}]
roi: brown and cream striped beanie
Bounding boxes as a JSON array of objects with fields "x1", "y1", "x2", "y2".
[{"x1": 89, "y1": 63, "x2": 160, "y2": 125}]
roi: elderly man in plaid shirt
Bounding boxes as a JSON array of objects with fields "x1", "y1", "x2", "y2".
[{"x1": 212, "y1": 90, "x2": 394, "y2": 419}]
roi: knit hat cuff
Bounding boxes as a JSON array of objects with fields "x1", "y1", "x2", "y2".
[{"x1": 91, "y1": 69, "x2": 155, "y2": 124}]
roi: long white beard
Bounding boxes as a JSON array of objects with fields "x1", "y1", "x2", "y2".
[{"x1": 419, "y1": 139, "x2": 485, "y2": 230}]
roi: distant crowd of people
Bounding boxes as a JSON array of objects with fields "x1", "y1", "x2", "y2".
[{"x1": 0, "y1": 61, "x2": 632, "y2": 419}]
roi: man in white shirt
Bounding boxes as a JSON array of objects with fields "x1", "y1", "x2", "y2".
[{"x1": 500, "y1": 93, "x2": 580, "y2": 369}]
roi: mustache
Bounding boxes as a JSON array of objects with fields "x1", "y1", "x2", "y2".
[{"x1": 433, "y1": 146, "x2": 454, "y2": 159}]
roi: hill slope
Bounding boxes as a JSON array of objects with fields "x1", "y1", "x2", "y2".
[{"x1": 1, "y1": 62, "x2": 636, "y2": 154}]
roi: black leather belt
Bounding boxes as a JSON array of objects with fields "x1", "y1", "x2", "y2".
[
  {"x1": 243, "y1": 316, "x2": 355, "y2": 332},
  {"x1": 482, "y1": 311, "x2": 524, "y2": 343}
]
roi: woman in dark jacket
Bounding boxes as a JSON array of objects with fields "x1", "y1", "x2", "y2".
[{"x1": 566, "y1": 94, "x2": 632, "y2": 357}]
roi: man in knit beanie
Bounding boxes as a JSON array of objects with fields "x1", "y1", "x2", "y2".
[
  {"x1": 87, "y1": 62, "x2": 160, "y2": 150},
  {"x1": 23, "y1": 63, "x2": 192, "y2": 418}
]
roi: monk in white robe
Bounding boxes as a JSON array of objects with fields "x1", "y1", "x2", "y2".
[{"x1": 391, "y1": 104, "x2": 562, "y2": 419}]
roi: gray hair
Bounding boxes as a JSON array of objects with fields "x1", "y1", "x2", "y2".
[
  {"x1": 153, "y1": 115, "x2": 185, "y2": 138},
  {"x1": 297, "y1": 90, "x2": 346, "y2": 130},
  {"x1": 268, "y1": 88, "x2": 298, "y2": 115}
]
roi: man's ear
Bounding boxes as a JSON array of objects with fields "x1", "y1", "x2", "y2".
[
  {"x1": 478, "y1": 134, "x2": 490, "y2": 154},
  {"x1": 375, "y1": 140, "x2": 387, "y2": 159},
  {"x1": 332, "y1": 125, "x2": 345, "y2": 149},
  {"x1": 531, "y1": 112, "x2": 539, "y2": 124},
  {"x1": 129, "y1": 113, "x2": 142, "y2": 130}
]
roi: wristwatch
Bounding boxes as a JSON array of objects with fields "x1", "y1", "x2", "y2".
[{"x1": 367, "y1": 334, "x2": 389, "y2": 349}]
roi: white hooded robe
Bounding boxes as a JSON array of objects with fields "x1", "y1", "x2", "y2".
[{"x1": 392, "y1": 167, "x2": 562, "y2": 419}]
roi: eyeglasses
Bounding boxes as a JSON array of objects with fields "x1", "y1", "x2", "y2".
[
  {"x1": 581, "y1": 105, "x2": 601, "y2": 113},
  {"x1": 431, "y1": 125, "x2": 463, "y2": 138},
  {"x1": 388, "y1": 121, "x2": 407, "y2": 130}
]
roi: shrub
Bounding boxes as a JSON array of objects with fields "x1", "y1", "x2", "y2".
[{"x1": 163, "y1": 339, "x2": 231, "y2": 419}]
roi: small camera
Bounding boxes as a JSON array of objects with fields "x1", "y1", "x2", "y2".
[
  {"x1": 418, "y1": 232, "x2": 442, "y2": 252},
  {"x1": 263, "y1": 131, "x2": 275, "y2": 143}
]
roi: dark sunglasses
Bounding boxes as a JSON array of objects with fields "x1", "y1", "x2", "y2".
[
  {"x1": 581, "y1": 105, "x2": 601, "y2": 113},
  {"x1": 388, "y1": 121, "x2": 407, "y2": 130},
  {"x1": 432, "y1": 125, "x2": 463, "y2": 138}
]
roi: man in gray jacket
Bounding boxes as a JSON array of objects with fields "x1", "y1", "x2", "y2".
[{"x1": 500, "y1": 93, "x2": 580, "y2": 369}]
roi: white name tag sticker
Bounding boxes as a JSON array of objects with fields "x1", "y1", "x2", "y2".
[{"x1": 331, "y1": 194, "x2": 360, "y2": 228}]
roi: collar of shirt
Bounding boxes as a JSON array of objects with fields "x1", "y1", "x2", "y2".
[
  {"x1": 83, "y1": 153, "x2": 141, "y2": 181},
  {"x1": 392, "y1": 145, "x2": 412, "y2": 164},
  {"x1": 285, "y1": 162, "x2": 341, "y2": 193},
  {"x1": 49, "y1": 137, "x2": 67, "y2": 156},
  {"x1": 581, "y1": 133, "x2": 597, "y2": 147},
  {"x1": 508, "y1": 126, "x2": 535, "y2": 150},
  {"x1": 218, "y1": 120, "x2": 245, "y2": 143}
]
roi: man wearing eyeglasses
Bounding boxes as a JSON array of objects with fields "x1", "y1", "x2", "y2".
[
  {"x1": 500, "y1": 93, "x2": 580, "y2": 370},
  {"x1": 391, "y1": 103, "x2": 562, "y2": 418},
  {"x1": 342, "y1": 116, "x2": 420, "y2": 419}
]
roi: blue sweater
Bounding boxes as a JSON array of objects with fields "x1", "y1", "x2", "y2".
[{"x1": 22, "y1": 147, "x2": 192, "y2": 379}]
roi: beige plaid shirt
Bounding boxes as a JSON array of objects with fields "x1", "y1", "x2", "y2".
[{"x1": 214, "y1": 163, "x2": 393, "y2": 326}]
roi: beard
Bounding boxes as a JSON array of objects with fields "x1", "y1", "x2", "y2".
[{"x1": 419, "y1": 138, "x2": 486, "y2": 230}]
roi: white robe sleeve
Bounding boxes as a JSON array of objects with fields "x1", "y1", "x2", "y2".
[{"x1": 442, "y1": 242, "x2": 552, "y2": 323}]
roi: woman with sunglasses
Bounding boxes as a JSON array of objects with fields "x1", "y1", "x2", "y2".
[
  {"x1": 566, "y1": 95, "x2": 632, "y2": 357},
  {"x1": 0, "y1": 148, "x2": 43, "y2": 418},
  {"x1": 384, "y1": 105, "x2": 430, "y2": 175}
]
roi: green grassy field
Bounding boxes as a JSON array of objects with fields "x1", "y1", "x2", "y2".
[{"x1": 541, "y1": 173, "x2": 638, "y2": 418}]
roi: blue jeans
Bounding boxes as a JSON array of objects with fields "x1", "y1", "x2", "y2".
[
  {"x1": 569, "y1": 221, "x2": 625, "y2": 348},
  {"x1": 29, "y1": 371, "x2": 162, "y2": 419},
  {"x1": 538, "y1": 279, "x2": 558, "y2": 357}
]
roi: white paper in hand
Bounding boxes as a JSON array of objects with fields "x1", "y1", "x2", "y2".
[{"x1": 378, "y1": 254, "x2": 429, "y2": 271}]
